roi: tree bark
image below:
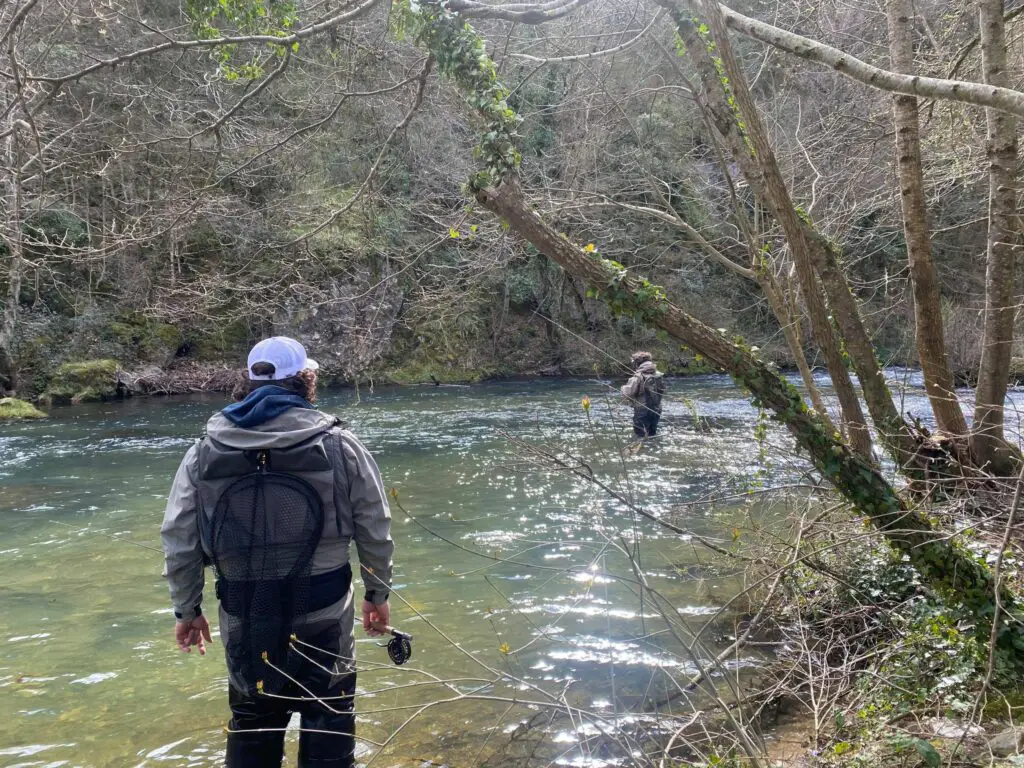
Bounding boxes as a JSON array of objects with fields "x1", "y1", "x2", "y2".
[
  {"x1": 760, "y1": 268, "x2": 834, "y2": 429},
  {"x1": 971, "y1": 0, "x2": 1021, "y2": 474},
  {"x1": 474, "y1": 176, "x2": 1022, "y2": 658},
  {"x1": 0, "y1": 112, "x2": 23, "y2": 392},
  {"x1": 885, "y1": 0, "x2": 968, "y2": 438}
]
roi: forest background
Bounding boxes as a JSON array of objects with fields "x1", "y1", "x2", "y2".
[{"x1": 2, "y1": 0, "x2": 1018, "y2": 397}]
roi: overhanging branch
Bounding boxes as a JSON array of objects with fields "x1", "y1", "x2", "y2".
[{"x1": 718, "y1": 2, "x2": 1024, "y2": 119}]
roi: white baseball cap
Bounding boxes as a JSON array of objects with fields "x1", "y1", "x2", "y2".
[{"x1": 247, "y1": 336, "x2": 319, "y2": 381}]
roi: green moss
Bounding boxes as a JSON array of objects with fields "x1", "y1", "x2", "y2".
[
  {"x1": 191, "y1": 321, "x2": 252, "y2": 362},
  {"x1": 0, "y1": 397, "x2": 47, "y2": 420},
  {"x1": 982, "y1": 685, "x2": 1024, "y2": 719},
  {"x1": 383, "y1": 360, "x2": 494, "y2": 385},
  {"x1": 107, "y1": 314, "x2": 182, "y2": 363},
  {"x1": 42, "y1": 359, "x2": 120, "y2": 405}
]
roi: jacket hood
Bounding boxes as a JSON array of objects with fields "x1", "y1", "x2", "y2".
[
  {"x1": 636, "y1": 361, "x2": 659, "y2": 375},
  {"x1": 205, "y1": 407, "x2": 337, "y2": 450}
]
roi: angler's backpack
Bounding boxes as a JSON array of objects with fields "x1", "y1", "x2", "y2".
[
  {"x1": 642, "y1": 374, "x2": 666, "y2": 413},
  {"x1": 203, "y1": 445, "x2": 325, "y2": 695}
]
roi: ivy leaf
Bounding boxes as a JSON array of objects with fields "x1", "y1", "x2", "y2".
[{"x1": 913, "y1": 740, "x2": 941, "y2": 768}]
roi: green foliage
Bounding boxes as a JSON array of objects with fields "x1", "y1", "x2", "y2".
[
  {"x1": 674, "y1": 18, "x2": 753, "y2": 155},
  {"x1": 401, "y1": 0, "x2": 522, "y2": 189},
  {"x1": 0, "y1": 397, "x2": 47, "y2": 420},
  {"x1": 586, "y1": 257, "x2": 670, "y2": 323},
  {"x1": 42, "y1": 359, "x2": 120, "y2": 405},
  {"x1": 185, "y1": 0, "x2": 298, "y2": 79},
  {"x1": 783, "y1": 538, "x2": 1006, "y2": 767}
]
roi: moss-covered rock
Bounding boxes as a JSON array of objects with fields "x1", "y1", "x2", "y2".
[
  {"x1": 42, "y1": 359, "x2": 120, "y2": 405},
  {"x1": 0, "y1": 397, "x2": 47, "y2": 420}
]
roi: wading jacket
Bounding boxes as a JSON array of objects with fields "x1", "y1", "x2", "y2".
[{"x1": 160, "y1": 407, "x2": 393, "y2": 634}]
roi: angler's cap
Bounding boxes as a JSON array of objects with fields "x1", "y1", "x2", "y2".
[{"x1": 247, "y1": 336, "x2": 319, "y2": 380}]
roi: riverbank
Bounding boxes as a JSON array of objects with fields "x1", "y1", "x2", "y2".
[{"x1": 7, "y1": 353, "x2": 734, "y2": 408}]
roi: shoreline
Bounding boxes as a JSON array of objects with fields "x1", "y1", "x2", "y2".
[{"x1": 20, "y1": 358, "x2": 787, "y2": 409}]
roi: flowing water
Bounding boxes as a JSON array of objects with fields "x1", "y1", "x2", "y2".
[{"x1": 0, "y1": 373, "x2": 989, "y2": 767}]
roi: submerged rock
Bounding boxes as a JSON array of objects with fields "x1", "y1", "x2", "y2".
[
  {"x1": 0, "y1": 397, "x2": 47, "y2": 420},
  {"x1": 41, "y1": 359, "x2": 120, "y2": 405}
]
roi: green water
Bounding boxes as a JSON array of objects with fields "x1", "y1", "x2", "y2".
[{"x1": 0, "y1": 377, "x2": 794, "y2": 767}]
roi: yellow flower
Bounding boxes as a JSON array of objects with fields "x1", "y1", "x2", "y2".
[
  {"x1": 581, "y1": 396, "x2": 591, "y2": 411},
  {"x1": 583, "y1": 243, "x2": 596, "y2": 252},
  {"x1": 498, "y1": 642, "x2": 511, "y2": 654}
]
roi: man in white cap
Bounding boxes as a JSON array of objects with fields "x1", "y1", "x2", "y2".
[{"x1": 161, "y1": 336, "x2": 394, "y2": 767}]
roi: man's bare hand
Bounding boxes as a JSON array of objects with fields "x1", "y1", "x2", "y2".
[
  {"x1": 175, "y1": 615, "x2": 213, "y2": 655},
  {"x1": 362, "y1": 600, "x2": 390, "y2": 637}
]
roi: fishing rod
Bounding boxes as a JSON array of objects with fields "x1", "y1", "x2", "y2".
[
  {"x1": 50, "y1": 519, "x2": 164, "y2": 553},
  {"x1": 50, "y1": 520, "x2": 415, "y2": 665}
]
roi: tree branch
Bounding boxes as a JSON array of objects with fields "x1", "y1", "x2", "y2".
[{"x1": 718, "y1": 1, "x2": 1024, "y2": 119}]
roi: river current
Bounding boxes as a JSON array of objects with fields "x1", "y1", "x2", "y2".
[{"x1": 0, "y1": 373, "x2": 996, "y2": 766}]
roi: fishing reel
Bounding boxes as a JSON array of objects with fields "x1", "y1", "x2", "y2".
[{"x1": 381, "y1": 627, "x2": 413, "y2": 665}]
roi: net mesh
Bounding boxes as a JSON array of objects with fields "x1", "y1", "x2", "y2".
[{"x1": 210, "y1": 469, "x2": 323, "y2": 695}]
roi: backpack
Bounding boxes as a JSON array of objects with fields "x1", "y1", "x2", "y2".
[
  {"x1": 201, "y1": 442, "x2": 326, "y2": 695},
  {"x1": 641, "y1": 373, "x2": 666, "y2": 413}
]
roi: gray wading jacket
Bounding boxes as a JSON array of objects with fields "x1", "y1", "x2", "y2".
[{"x1": 160, "y1": 408, "x2": 394, "y2": 630}]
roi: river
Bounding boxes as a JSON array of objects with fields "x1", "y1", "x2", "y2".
[{"x1": 0, "y1": 373, "x2": 990, "y2": 767}]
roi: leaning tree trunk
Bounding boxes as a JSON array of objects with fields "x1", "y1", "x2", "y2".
[
  {"x1": 669, "y1": 0, "x2": 918, "y2": 466},
  {"x1": 885, "y1": 0, "x2": 969, "y2": 439},
  {"x1": 971, "y1": 0, "x2": 1021, "y2": 474}
]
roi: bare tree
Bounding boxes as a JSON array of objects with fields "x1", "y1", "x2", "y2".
[
  {"x1": 971, "y1": 0, "x2": 1022, "y2": 472},
  {"x1": 884, "y1": 0, "x2": 968, "y2": 439}
]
